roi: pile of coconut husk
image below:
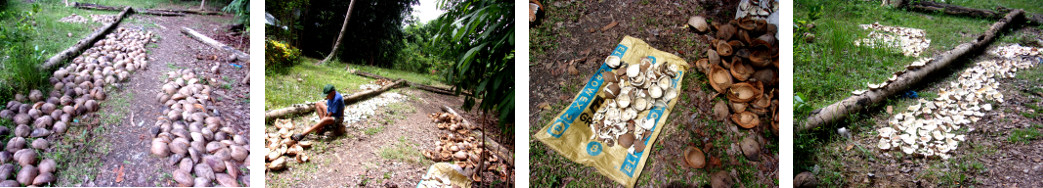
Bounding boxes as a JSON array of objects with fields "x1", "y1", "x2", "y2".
[
  {"x1": 262, "y1": 119, "x2": 313, "y2": 171},
  {"x1": 854, "y1": 22, "x2": 931, "y2": 57},
  {"x1": 58, "y1": 13, "x2": 88, "y2": 23},
  {"x1": 0, "y1": 27, "x2": 154, "y2": 186},
  {"x1": 148, "y1": 69, "x2": 249, "y2": 187},
  {"x1": 735, "y1": 0, "x2": 777, "y2": 20},
  {"x1": 690, "y1": 16, "x2": 780, "y2": 134},
  {"x1": 421, "y1": 112, "x2": 509, "y2": 182},
  {"x1": 874, "y1": 44, "x2": 1041, "y2": 159}
]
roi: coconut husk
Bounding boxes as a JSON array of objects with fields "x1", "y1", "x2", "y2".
[
  {"x1": 695, "y1": 58, "x2": 711, "y2": 75},
  {"x1": 731, "y1": 111, "x2": 760, "y2": 129},
  {"x1": 708, "y1": 64, "x2": 733, "y2": 93},
  {"x1": 729, "y1": 58, "x2": 754, "y2": 81},
  {"x1": 748, "y1": 48, "x2": 773, "y2": 68},
  {"x1": 715, "y1": 40, "x2": 733, "y2": 57},
  {"x1": 716, "y1": 24, "x2": 736, "y2": 40},
  {"x1": 683, "y1": 146, "x2": 706, "y2": 169},
  {"x1": 726, "y1": 82, "x2": 760, "y2": 103}
]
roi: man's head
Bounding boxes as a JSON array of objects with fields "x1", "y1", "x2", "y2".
[{"x1": 323, "y1": 84, "x2": 336, "y2": 99}]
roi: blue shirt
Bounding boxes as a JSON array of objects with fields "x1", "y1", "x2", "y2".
[{"x1": 327, "y1": 91, "x2": 344, "y2": 119}]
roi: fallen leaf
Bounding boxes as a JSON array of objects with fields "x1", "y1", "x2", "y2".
[
  {"x1": 568, "y1": 64, "x2": 579, "y2": 75},
  {"x1": 537, "y1": 102, "x2": 551, "y2": 110},
  {"x1": 600, "y1": 21, "x2": 619, "y2": 32},
  {"x1": 845, "y1": 143, "x2": 854, "y2": 151},
  {"x1": 115, "y1": 165, "x2": 125, "y2": 183}
]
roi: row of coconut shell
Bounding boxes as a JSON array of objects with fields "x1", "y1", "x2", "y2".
[
  {"x1": 422, "y1": 112, "x2": 509, "y2": 182},
  {"x1": 592, "y1": 56, "x2": 681, "y2": 155},
  {"x1": 148, "y1": 69, "x2": 249, "y2": 187},
  {"x1": 263, "y1": 119, "x2": 313, "y2": 171},
  {"x1": 690, "y1": 16, "x2": 780, "y2": 133},
  {"x1": 0, "y1": 27, "x2": 155, "y2": 186}
]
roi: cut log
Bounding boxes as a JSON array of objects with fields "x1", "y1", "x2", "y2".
[
  {"x1": 799, "y1": 10, "x2": 1025, "y2": 132},
  {"x1": 39, "y1": 6, "x2": 131, "y2": 70},
  {"x1": 441, "y1": 105, "x2": 514, "y2": 166},
  {"x1": 895, "y1": 0, "x2": 1043, "y2": 26},
  {"x1": 352, "y1": 71, "x2": 470, "y2": 96},
  {"x1": 148, "y1": 8, "x2": 223, "y2": 15},
  {"x1": 264, "y1": 80, "x2": 407, "y2": 121},
  {"x1": 181, "y1": 27, "x2": 250, "y2": 62},
  {"x1": 71, "y1": 2, "x2": 185, "y2": 16}
]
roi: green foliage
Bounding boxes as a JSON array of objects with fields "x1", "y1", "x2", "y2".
[
  {"x1": 265, "y1": 39, "x2": 302, "y2": 71},
  {"x1": 1008, "y1": 124, "x2": 1042, "y2": 144},
  {"x1": 267, "y1": 0, "x2": 418, "y2": 66},
  {"x1": 432, "y1": 0, "x2": 515, "y2": 128},
  {"x1": 394, "y1": 22, "x2": 450, "y2": 74},
  {"x1": 0, "y1": 4, "x2": 47, "y2": 101},
  {"x1": 221, "y1": 0, "x2": 249, "y2": 28}
]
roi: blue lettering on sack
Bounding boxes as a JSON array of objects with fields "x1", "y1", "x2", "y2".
[{"x1": 547, "y1": 44, "x2": 629, "y2": 138}]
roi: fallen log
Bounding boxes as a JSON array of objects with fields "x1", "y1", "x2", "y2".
[
  {"x1": 264, "y1": 79, "x2": 407, "y2": 121},
  {"x1": 352, "y1": 71, "x2": 469, "y2": 96},
  {"x1": 181, "y1": 27, "x2": 250, "y2": 61},
  {"x1": 441, "y1": 105, "x2": 514, "y2": 166},
  {"x1": 148, "y1": 8, "x2": 223, "y2": 15},
  {"x1": 71, "y1": 2, "x2": 185, "y2": 16},
  {"x1": 800, "y1": 10, "x2": 1025, "y2": 132},
  {"x1": 894, "y1": 0, "x2": 1043, "y2": 26},
  {"x1": 39, "y1": 6, "x2": 131, "y2": 70}
]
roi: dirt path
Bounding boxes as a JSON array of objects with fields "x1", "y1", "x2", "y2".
[
  {"x1": 60, "y1": 12, "x2": 250, "y2": 186},
  {"x1": 266, "y1": 88, "x2": 509, "y2": 187}
]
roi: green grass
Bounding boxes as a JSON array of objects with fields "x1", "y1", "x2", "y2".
[
  {"x1": 363, "y1": 126, "x2": 384, "y2": 136},
  {"x1": 1007, "y1": 124, "x2": 1043, "y2": 144},
  {"x1": 377, "y1": 137, "x2": 427, "y2": 165},
  {"x1": 265, "y1": 57, "x2": 446, "y2": 110},
  {"x1": 352, "y1": 64, "x2": 447, "y2": 87},
  {"x1": 794, "y1": 0, "x2": 1000, "y2": 119}
]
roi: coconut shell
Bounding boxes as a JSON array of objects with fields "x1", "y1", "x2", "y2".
[
  {"x1": 53, "y1": 122, "x2": 68, "y2": 135},
  {"x1": 618, "y1": 133, "x2": 635, "y2": 148},
  {"x1": 713, "y1": 101, "x2": 730, "y2": 122},
  {"x1": 716, "y1": 24, "x2": 736, "y2": 40},
  {"x1": 30, "y1": 139, "x2": 48, "y2": 150},
  {"x1": 13, "y1": 114, "x2": 30, "y2": 125},
  {"x1": 604, "y1": 84, "x2": 621, "y2": 99},
  {"x1": 194, "y1": 163, "x2": 216, "y2": 180},
  {"x1": 216, "y1": 173, "x2": 238, "y2": 187},
  {"x1": 0, "y1": 164, "x2": 13, "y2": 180},
  {"x1": 6, "y1": 137, "x2": 25, "y2": 152},
  {"x1": 711, "y1": 171, "x2": 734, "y2": 188},
  {"x1": 28, "y1": 90, "x2": 42, "y2": 102},
  {"x1": 267, "y1": 156, "x2": 287, "y2": 170},
  {"x1": 173, "y1": 169, "x2": 194, "y2": 186},
  {"x1": 14, "y1": 149, "x2": 36, "y2": 166},
  {"x1": 30, "y1": 128, "x2": 51, "y2": 138},
  {"x1": 726, "y1": 83, "x2": 760, "y2": 103},
  {"x1": 14, "y1": 125, "x2": 29, "y2": 138},
  {"x1": 688, "y1": 16, "x2": 709, "y2": 32},
  {"x1": 0, "y1": 110, "x2": 12, "y2": 119},
  {"x1": 16, "y1": 165, "x2": 37, "y2": 185},
  {"x1": 38, "y1": 159, "x2": 56, "y2": 174},
  {"x1": 33, "y1": 116, "x2": 53, "y2": 129},
  {"x1": 708, "y1": 65, "x2": 733, "y2": 93},
  {"x1": 170, "y1": 138, "x2": 190, "y2": 155},
  {"x1": 729, "y1": 59, "x2": 753, "y2": 81},
  {"x1": 32, "y1": 172, "x2": 54, "y2": 186},
  {"x1": 151, "y1": 138, "x2": 170, "y2": 157},
  {"x1": 205, "y1": 155, "x2": 226, "y2": 173},
  {"x1": 633, "y1": 137, "x2": 646, "y2": 152},
  {"x1": 731, "y1": 111, "x2": 760, "y2": 129},
  {"x1": 740, "y1": 136, "x2": 761, "y2": 161},
  {"x1": 684, "y1": 146, "x2": 706, "y2": 169},
  {"x1": 695, "y1": 58, "x2": 711, "y2": 75}
]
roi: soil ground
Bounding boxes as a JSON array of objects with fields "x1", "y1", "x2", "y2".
[
  {"x1": 42, "y1": 2, "x2": 250, "y2": 187},
  {"x1": 529, "y1": 0, "x2": 778, "y2": 187}
]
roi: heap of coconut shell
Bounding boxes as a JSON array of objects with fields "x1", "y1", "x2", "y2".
[
  {"x1": 263, "y1": 119, "x2": 313, "y2": 171},
  {"x1": 0, "y1": 27, "x2": 154, "y2": 186},
  {"x1": 591, "y1": 56, "x2": 681, "y2": 155},
  {"x1": 876, "y1": 44, "x2": 1042, "y2": 159},
  {"x1": 422, "y1": 112, "x2": 508, "y2": 182},
  {"x1": 691, "y1": 16, "x2": 780, "y2": 133},
  {"x1": 148, "y1": 69, "x2": 249, "y2": 187}
]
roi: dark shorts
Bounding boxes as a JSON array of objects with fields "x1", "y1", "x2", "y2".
[{"x1": 324, "y1": 116, "x2": 345, "y2": 134}]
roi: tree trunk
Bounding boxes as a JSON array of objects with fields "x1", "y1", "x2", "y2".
[
  {"x1": 264, "y1": 79, "x2": 407, "y2": 121},
  {"x1": 181, "y1": 27, "x2": 250, "y2": 61},
  {"x1": 799, "y1": 10, "x2": 1025, "y2": 132},
  {"x1": 40, "y1": 6, "x2": 131, "y2": 71},
  {"x1": 71, "y1": 2, "x2": 185, "y2": 16},
  {"x1": 199, "y1": 0, "x2": 205, "y2": 10},
  {"x1": 318, "y1": 0, "x2": 358, "y2": 65},
  {"x1": 896, "y1": 0, "x2": 1043, "y2": 26}
]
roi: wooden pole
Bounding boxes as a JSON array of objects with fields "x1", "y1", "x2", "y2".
[
  {"x1": 352, "y1": 71, "x2": 470, "y2": 96},
  {"x1": 71, "y1": 2, "x2": 185, "y2": 16},
  {"x1": 39, "y1": 6, "x2": 131, "y2": 70},
  {"x1": 799, "y1": 10, "x2": 1025, "y2": 132},
  {"x1": 896, "y1": 0, "x2": 1042, "y2": 26}
]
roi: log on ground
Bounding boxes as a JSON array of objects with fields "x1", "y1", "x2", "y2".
[
  {"x1": 71, "y1": 2, "x2": 185, "y2": 16},
  {"x1": 180, "y1": 27, "x2": 250, "y2": 61},
  {"x1": 39, "y1": 6, "x2": 131, "y2": 70},
  {"x1": 894, "y1": 0, "x2": 1043, "y2": 26},
  {"x1": 799, "y1": 10, "x2": 1025, "y2": 132},
  {"x1": 440, "y1": 105, "x2": 514, "y2": 166},
  {"x1": 352, "y1": 71, "x2": 468, "y2": 96}
]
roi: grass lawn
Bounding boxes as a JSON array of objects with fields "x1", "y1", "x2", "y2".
[{"x1": 264, "y1": 57, "x2": 447, "y2": 110}]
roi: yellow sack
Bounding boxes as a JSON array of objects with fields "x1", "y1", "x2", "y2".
[
  {"x1": 536, "y1": 36, "x2": 688, "y2": 187},
  {"x1": 417, "y1": 162, "x2": 471, "y2": 188}
]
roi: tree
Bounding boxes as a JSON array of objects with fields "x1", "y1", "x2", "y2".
[
  {"x1": 318, "y1": 0, "x2": 357, "y2": 65},
  {"x1": 431, "y1": 0, "x2": 515, "y2": 127}
]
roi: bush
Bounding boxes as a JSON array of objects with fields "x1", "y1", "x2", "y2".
[
  {"x1": 0, "y1": 5, "x2": 47, "y2": 101},
  {"x1": 265, "y1": 39, "x2": 302, "y2": 70}
]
